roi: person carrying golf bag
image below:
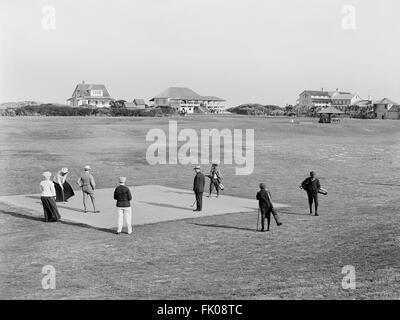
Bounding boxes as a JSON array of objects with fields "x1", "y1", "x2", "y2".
[
  {"x1": 300, "y1": 171, "x2": 321, "y2": 216},
  {"x1": 256, "y1": 183, "x2": 282, "y2": 232},
  {"x1": 208, "y1": 163, "x2": 222, "y2": 198}
]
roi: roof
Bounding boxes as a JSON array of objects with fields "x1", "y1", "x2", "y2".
[
  {"x1": 328, "y1": 91, "x2": 351, "y2": 96},
  {"x1": 331, "y1": 93, "x2": 356, "y2": 100},
  {"x1": 388, "y1": 105, "x2": 400, "y2": 112},
  {"x1": 152, "y1": 87, "x2": 201, "y2": 100},
  {"x1": 67, "y1": 96, "x2": 113, "y2": 101},
  {"x1": 301, "y1": 90, "x2": 330, "y2": 97},
  {"x1": 133, "y1": 99, "x2": 146, "y2": 105},
  {"x1": 125, "y1": 102, "x2": 136, "y2": 108},
  {"x1": 72, "y1": 83, "x2": 111, "y2": 98},
  {"x1": 373, "y1": 98, "x2": 398, "y2": 105},
  {"x1": 150, "y1": 87, "x2": 225, "y2": 102},
  {"x1": 351, "y1": 100, "x2": 371, "y2": 107},
  {"x1": 198, "y1": 95, "x2": 225, "y2": 102},
  {"x1": 317, "y1": 106, "x2": 344, "y2": 114}
]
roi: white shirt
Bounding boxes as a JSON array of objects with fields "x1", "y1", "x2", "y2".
[
  {"x1": 40, "y1": 180, "x2": 56, "y2": 197},
  {"x1": 53, "y1": 171, "x2": 67, "y2": 185}
]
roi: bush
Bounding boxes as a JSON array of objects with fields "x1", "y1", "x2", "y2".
[
  {"x1": 228, "y1": 104, "x2": 282, "y2": 116},
  {"x1": 1, "y1": 104, "x2": 178, "y2": 117},
  {"x1": 3, "y1": 104, "x2": 99, "y2": 117},
  {"x1": 96, "y1": 108, "x2": 111, "y2": 116},
  {"x1": 1, "y1": 108, "x2": 17, "y2": 116}
]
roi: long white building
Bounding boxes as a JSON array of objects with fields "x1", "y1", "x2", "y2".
[{"x1": 149, "y1": 87, "x2": 226, "y2": 114}]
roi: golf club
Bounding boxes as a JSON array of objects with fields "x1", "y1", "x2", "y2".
[{"x1": 256, "y1": 208, "x2": 260, "y2": 232}]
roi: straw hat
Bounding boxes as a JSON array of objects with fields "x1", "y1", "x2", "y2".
[
  {"x1": 84, "y1": 165, "x2": 91, "y2": 170},
  {"x1": 61, "y1": 167, "x2": 68, "y2": 174},
  {"x1": 119, "y1": 177, "x2": 127, "y2": 183},
  {"x1": 194, "y1": 165, "x2": 200, "y2": 170},
  {"x1": 42, "y1": 171, "x2": 52, "y2": 178}
]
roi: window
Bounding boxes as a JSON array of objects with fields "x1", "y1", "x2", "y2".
[{"x1": 91, "y1": 90, "x2": 103, "y2": 97}]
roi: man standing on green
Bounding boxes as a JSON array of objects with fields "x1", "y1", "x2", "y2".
[
  {"x1": 114, "y1": 177, "x2": 133, "y2": 235},
  {"x1": 193, "y1": 165, "x2": 205, "y2": 212},
  {"x1": 256, "y1": 183, "x2": 282, "y2": 232},
  {"x1": 208, "y1": 163, "x2": 222, "y2": 198},
  {"x1": 301, "y1": 171, "x2": 321, "y2": 216},
  {"x1": 77, "y1": 165, "x2": 99, "y2": 213}
]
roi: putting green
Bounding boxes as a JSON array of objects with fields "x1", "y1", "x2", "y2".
[{"x1": 0, "y1": 185, "x2": 289, "y2": 230}]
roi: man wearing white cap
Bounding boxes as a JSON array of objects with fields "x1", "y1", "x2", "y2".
[
  {"x1": 77, "y1": 165, "x2": 99, "y2": 213},
  {"x1": 113, "y1": 177, "x2": 133, "y2": 235},
  {"x1": 193, "y1": 165, "x2": 205, "y2": 212}
]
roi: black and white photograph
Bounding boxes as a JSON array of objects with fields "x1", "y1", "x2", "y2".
[{"x1": 0, "y1": 0, "x2": 399, "y2": 309}]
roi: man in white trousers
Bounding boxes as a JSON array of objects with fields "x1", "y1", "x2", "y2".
[{"x1": 113, "y1": 177, "x2": 133, "y2": 235}]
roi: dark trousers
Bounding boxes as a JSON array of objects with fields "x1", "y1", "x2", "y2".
[
  {"x1": 260, "y1": 206, "x2": 281, "y2": 230},
  {"x1": 307, "y1": 192, "x2": 318, "y2": 214},
  {"x1": 195, "y1": 192, "x2": 203, "y2": 211},
  {"x1": 209, "y1": 180, "x2": 220, "y2": 195}
]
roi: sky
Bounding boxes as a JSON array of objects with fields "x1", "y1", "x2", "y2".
[{"x1": 0, "y1": 0, "x2": 399, "y2": 107}]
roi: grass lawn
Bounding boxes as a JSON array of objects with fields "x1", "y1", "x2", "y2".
[{"x1": 0, "y1": 115, "x2": 400, "y2": 299}]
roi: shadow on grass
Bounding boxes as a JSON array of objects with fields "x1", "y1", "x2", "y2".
[
  {"x1": 25, "y1": 196, "x2": 86, "y2": 213},
  {"x1": 139, "y1": 201, "x2": 192, "y2": 211},
  {"x1": 0, "y1": 210, "x2": 115, "y2": 234},
  {"x1": 189, "y1": 222, "x2": 257, "y2": 233},
  {"x1": 278, "y1": 209, "x2": 310, "y2": 216},
  {"x1": 164, "y1": 190, "x2": 193, "y2": 195},
  {"x1": 241, "y1": 207, "x2": 307, "y2": 216},
  {"x1": 56, "y1": 205, "x2": 86, "y2": 213},
  {"x1": 26, "y1": 196, "x2": 41, "y2": 200}
]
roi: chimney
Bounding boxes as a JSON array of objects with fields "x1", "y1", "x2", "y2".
[
  {"x1": 82, "y1": 80, "x2": 85, "y2": 84},
  {"x1": 321, "y1": 88, "x2": 324, "y2": 92}
]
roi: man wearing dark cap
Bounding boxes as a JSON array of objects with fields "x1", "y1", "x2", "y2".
[
  {"x1": 256, "y1": 183, "x2": 282, "y2": 232},
  {"x1": 193, "y1": 165, "x2": 205, "y2": 212},
  {"x1": 301, "y1": 171, "x2": 321, "y2": 216},
  {"x1": 208, "y1": 163, "x2": 222, "y2": 198},
  {"x1": 114, "y1": 176, "x2": 133, "y2": 235}
]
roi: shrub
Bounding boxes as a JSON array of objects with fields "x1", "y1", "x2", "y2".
[{"x1": 1, "y1": 104, "x2": 178, "y2": 117}]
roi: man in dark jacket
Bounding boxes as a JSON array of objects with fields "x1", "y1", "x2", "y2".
[
  {"x1": 193, "y1": 165, "x2": 205, "y2": 212},
  {"x1": 113, "y1": 177, "x2": 133, "y2": 234},
  {"x1": 208, "y1": 163, "x2": 222, "y2": 198},
  {"x1": 256, "y1": 183, "x2": 282, "y2": 232},
  {"x1": 301, "y1": 171, "x2": 321, "y2": 216}
]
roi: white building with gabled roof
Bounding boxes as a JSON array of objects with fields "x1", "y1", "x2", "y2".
[
  {"x1": 330, "y1": 90, "x2": 362, "y2": 111},
  {"x1": 67, "y1": 81, "x2": 114, "y2": 108}
]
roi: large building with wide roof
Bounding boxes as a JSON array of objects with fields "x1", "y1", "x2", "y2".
[{"x1": 150, "y1": 87, "x2": 226, "y2": 114}]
